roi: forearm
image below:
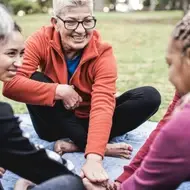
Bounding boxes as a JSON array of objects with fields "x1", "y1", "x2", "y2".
[
  {"x1": 85, "y1": 94, "x2": 115, "y2": 157},
  {"x1": 85, "y1": 116, "x2": 113, "y2": 157},
  {"x1": 0, "y1": 103, "x2": 73, "y2": 184},
  {"x1": 117, "y1": 92, "x2": 181, "y2": 183},
  {"x1": 3, "y1": 76, "x2": 58, "y2": 106},
  {"x1": 121, "y1": 107, "x2": 190, "y2": 190}
]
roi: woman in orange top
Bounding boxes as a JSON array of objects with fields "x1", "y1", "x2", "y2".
[
  {"x1": 0, "y1": 4, "x2": 85, "y2": 190},
  {"x1": 3, "y1": 0, "x2": 160, "y2": 184}
]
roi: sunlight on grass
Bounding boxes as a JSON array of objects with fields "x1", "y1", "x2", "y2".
[{"x1": 2, "y1": 11, "x2": 182, "y2": 121}]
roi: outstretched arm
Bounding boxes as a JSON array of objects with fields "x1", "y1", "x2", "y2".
[
  {"x1": 117, "y1": 92, "x2": 180, "y2": 183},
  {"x1": 121, "y1": 104, "x2": 190, "y2": 190},
  {"x1": 0, "y1": 102, "x2": 73, "y2": 184}
]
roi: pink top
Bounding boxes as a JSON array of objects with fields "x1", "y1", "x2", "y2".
[
  {"x1": 121, "y1": 103, "x2": 190, "y2": 190},
  {"x1": 117, "y1": 92, "x2": 181, "y2": 182}
]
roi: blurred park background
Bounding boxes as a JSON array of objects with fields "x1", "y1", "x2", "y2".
[{"x1": 0, "y1": 0, "x2": 188, "y2": 121}]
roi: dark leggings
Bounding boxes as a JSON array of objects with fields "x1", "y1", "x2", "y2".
[
  {"x1": 27, "y1": 72, "x2": 161, "y2": 151},
  {"x1": 0, "y1": 182, "x2": 3, "y2": 190},
  {"x1": 32, "y1": 175, "x2": 85, "y2": 190},
  {"x1": 0, "y1": 102, "x2": 74, "y2": 185}
]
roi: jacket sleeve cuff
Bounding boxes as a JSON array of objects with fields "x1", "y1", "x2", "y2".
[
  {"x1": 116, "y1": 167, "x2": 135, "y2": 183},
  {"x1": 46, "y1": 83, "x2": 58, "y2": 106}
]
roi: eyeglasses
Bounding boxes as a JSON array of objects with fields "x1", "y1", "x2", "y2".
[{"x1": 56, "y1": 15, "x2": 97, "y2": 30}]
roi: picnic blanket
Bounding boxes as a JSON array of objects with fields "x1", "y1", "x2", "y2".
[{"x1": 1, "y1": 114, "x2": 190, "y2": 190}]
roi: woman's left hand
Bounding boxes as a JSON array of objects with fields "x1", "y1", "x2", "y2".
[
  {"x1": 83, "y1": 178, "x2": 117, "y2": 190},
  {"x1": 0, "y1": 167, "x2": 5, "y2": 178},
  {"x1": 80, "y1": 154, "x2": 109, "y2": 183}
]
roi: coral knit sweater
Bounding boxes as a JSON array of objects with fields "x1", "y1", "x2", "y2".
[
  {"x1": 3, "y1": 26, "x2": 117, "y2": 157},
  {"x1": 117, "y1": 92, "x2": 181, "y2": 182}
]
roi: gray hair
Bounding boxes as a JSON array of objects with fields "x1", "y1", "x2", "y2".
[
  {"x1": 53, "y1": 0, "x2": 93, "y2": 16},
  {"x1": 0, "y1": 4, "x2": 14, "y2": 40}
]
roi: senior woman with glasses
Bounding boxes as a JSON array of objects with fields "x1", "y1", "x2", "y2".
[
  {"x1": 0, "y1": 4, "x2": 85, "y2": 190},
  {"x1": 3, "y1": 0, "x2": 161, "y2": 184}
]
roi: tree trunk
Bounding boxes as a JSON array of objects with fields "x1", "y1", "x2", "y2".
[
  {"x1": 170, "y1": 0, "x2": 177, "y2": 10},
  {"x1": 94, "y1": 0, "x2": 105, "y2": 11},
  {"x1": 150, "y1": 0, "x2": 157, "y2": 10},
  {"x1": 179, "y1": 0, "x2": 183, "y2": 9},
  {"x1": 183, "y1": 0, "x2": 189, "y2": 15}
]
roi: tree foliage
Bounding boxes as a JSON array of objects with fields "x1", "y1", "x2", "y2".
[
  {"x1": 0, "y1": 0, "x2": 52, "y2": 14},
  {"x1": 0, "y1": 0, "x2": 190, "y2": 14}
]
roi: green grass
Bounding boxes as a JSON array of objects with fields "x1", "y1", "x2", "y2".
[{"x1": 1, "y1": 11, "x2": 184, "y2": 121}]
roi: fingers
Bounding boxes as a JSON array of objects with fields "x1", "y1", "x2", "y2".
[
  {"x1": 106, "y1": 182, "x2": 116, "y2": 190},
  {"x1": 54, "y1": 140, "x2": 64, "y2": 155},
  {"x1": 0, "y1": 167, "x2": 5, "y2": 178},
  {"x1": 0, "y1": 168, "x2": 5, "y2": 174},
  {"x1": 64, "y1": 102, "x2": 78, "y2": 110},
  {"x1": 83, "y1": 170, "x2": 108, "y2": 183},
  {"x1": 64, "y1": 94, "x2": 82, "y2": 110},
  {"x1": 114, "y1": 182, "x2": 121, "y2": 189},
  {"x1": 79, "y1": 95, "x2": 83, "y2": 102},
  {"x1": 93, "y1": 170, "x2": 108, "y2": 183},
  {"x1": 82, "y1": 178, "x2": 92, "y2": 190},
  {"x1": 80, "y1": 170, "x2": 85, "y2": 178}
]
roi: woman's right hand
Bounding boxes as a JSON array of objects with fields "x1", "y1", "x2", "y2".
[
  {"x1": 0, "y1": 167, "x2": 5, "y2": 178},
  {"x1": 113, "y1": 182, "x2": 121, "y2": 190},
  {"x1": 55, "y1": 84, "x2": 82, "y2": 110}
]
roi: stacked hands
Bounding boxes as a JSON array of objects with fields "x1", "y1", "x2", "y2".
[
  {"x1": 55, "y1": 84, "x2": 133, "y2": 189},
  {"x1": 83, "y1": 178, "x2": 120, "y2": 190},
  {"x1": 55, "y1": 84, "x2": 83, "y2": 110},
  {"x1": 81, "y1": 154, "x2": 121, "y2": 190},
  {"x1": 0, "y1": 84, "x2": 133, "y2": 189}
]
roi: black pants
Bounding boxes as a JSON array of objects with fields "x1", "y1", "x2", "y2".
[
  {"x1": 27, "y1": 72, "x2": 161, "y2": 151},
  {"x1": 32, "y1": 175, "x2": 85, "y2": 190},
  {"x1": 0, "y1": 102, "x2": 80, "y2": 185},
  {"x1": 0, "y1": 182, "x2": 3, "y2": 190}
]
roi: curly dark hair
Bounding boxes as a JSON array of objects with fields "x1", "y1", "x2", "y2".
[{"x1": 172, "y1": 12, "x2": 190, "y2": 52}]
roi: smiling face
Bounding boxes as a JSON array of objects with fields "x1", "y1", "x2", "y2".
[
  {"x1": 166, "y1": 38, "x2": 190, "y2": 95},
  {"x1": 0, "y1": 30, "x2": 24, "y2": 82},
  {"x1": 52, "y1": 6, "x2": 95, "y2": 52}
]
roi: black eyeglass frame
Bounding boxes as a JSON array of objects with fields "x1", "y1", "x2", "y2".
[{"x1": 56, "y1": 15, "x2": 97, "y2": 30}]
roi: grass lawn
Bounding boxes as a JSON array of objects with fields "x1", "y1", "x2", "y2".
[{"x1": 0, "y1": 11, "x2": 184, "y2": 121}]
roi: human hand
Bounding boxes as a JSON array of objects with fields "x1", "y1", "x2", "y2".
[
  {"x1": 105, "y1": 181, "x2": 120, "y2": 190},
  {"x1": 55, "y1": 84, "x2": 82, "y2": 110},
  {"x1": 0, "y1": 167, "x2": 5, "y2": 178},
  {"x1": 83, "y1": 178, "x2": 119, "y2": 190},
  {"x1": 113, "y1": 181, "x2": 121, "y2": 190},
  {"x1": 80, "y1": 154, "x2": 108, "y2": 183},
  {"x1": 83, "y1": 178, "x2": 107, "y2": 190}
]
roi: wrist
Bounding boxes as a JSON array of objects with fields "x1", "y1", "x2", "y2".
[
  {"x1": 55, "y1": 84, "x2": 60, "y2": 100},
  {"x1": 86, "y1": 153, "x2": 102, "y2": 162},
  {"x1": 55, "y1": 84, "x2": 66, "y2": 100}
]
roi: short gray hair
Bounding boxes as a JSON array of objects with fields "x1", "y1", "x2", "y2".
[
  {"x1": 0, "y1": 4, "x2": 14, "y2": 40},
  {"x1": 53, "y1": 0, "x2": 93, "y2": 16}
]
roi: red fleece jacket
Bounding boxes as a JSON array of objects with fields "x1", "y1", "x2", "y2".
[{"x1": 3, "y1": 26, "x2": 117, "y2": 157}]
